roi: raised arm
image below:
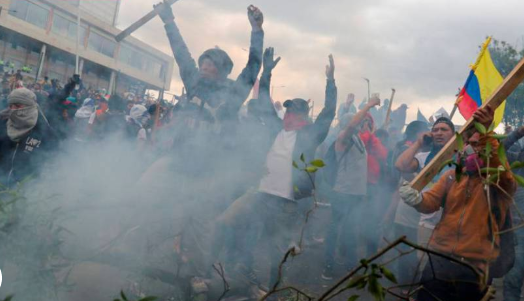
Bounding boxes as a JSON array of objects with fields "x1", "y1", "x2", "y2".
[
  {"x1": 230, "y1": 6, "x2": 265, "y2": 112},
  {"x1": 394, "y1": 132, "x2": 429, "y2": 172},
  {"x1": 335, "y1": 96, "x2": 379, "y2": 152},
  {"x1": 155, "y1": 2, "x2": 199, "y2": 93},
  {"x1": 312, "y1": 55, "x2": 337, "y2": 142},
  {"x1": 503, "y1": 126, "x2": 524, "y2": 163},
  {"x1": 257, "y1": 47, "x2": 281, "y2": 126}
]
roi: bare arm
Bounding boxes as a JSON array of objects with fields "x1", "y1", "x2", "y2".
[{"x1": 395, "y1": 137, "x2": 425, "y2": 172}]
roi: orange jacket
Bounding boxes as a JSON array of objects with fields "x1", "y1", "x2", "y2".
[{"x1": 416, "y1": 136, "x2": 516, "y2": 266}]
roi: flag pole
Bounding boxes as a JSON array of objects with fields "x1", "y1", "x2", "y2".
[{"x1": 75, "y1": 0, "x2": 82, "y2": 75}]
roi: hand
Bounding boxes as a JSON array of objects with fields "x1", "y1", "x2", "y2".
[
  {"x1": 248, "y1": 5, "x2": 264, "y2": 31},
  {"x1": 154, "y1": 1, "x2": 175, "y2": 24},
  {"x1": 473, "y1": 106, "x2": 495, "y2": 131},
  {"x1": 263, "y1": 47, "x2": 281, "y2": 72},
  {"x1": 367, "y1": 96, "x2": 380, "y2": 108},
  {"x1": 399, "y1": 181, "x2": 422, "y2": 207},
  {"x1": 325, "y1": 54, "x2": 335, "y2": 80},
  {"x1": 416, "y1": 131, "x2": 433, "y2": 147}
]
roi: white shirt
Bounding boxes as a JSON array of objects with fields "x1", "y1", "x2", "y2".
[
  {"x1": 415, "y1": 152, "x2": 446, "y2": 230},
  {"x1": 259, "y1": 130, "x2": 297, "y2": 200}
]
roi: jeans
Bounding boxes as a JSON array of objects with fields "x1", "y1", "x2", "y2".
[
  {"x1": 503, "y1": 228, "x2": 524, "y2": 301},
  {"x1": 323, "y1": 191, "x2": 364, "y2": 269},
  {"x1": 417, "y1": 255, "x2": 487, "y2": 301}
]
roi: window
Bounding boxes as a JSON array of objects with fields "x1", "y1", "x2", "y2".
[
  {"x1": 9, "y1": 0, "x2": 50, "y2": 29},
  {"x1": 119, "y1": 43, "x2": 166, "y2": 79},
  {"x1": 52, "y1": 13, "x2": 87, "y2": 42},
  {"x1": 88, "y1": 30, "x2": 116, "y2": 58}
]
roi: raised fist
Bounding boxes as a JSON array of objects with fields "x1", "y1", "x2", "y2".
[
  {"x1": 248, "y1": 5, "x2": 264, "y2": 31},
  {"x1": 154, "y1": 1, "x2": 175, "y2": 24}
]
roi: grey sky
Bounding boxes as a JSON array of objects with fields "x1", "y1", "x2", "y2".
[{"x1": 117, "y1": 0, "x2": 524, "y2": 123}]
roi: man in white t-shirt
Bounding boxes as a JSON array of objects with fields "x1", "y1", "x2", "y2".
[{"x1": 395, "y1": 117, "x2": 455, "y2": 268}]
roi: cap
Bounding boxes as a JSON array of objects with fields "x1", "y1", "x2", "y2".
[{"x1": 283, "y1": 98, "x2": 309, "y2": 115}]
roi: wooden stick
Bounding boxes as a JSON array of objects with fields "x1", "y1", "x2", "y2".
[
  {"x1": 411, "y1": 56, "x2": 524, "y2": 191},
  {"x1": 115, "y1": 0, "x2": 180, "y2": 42},
  {"x1": 384, "y1": 88, "x2": 396, "y2": 128}
]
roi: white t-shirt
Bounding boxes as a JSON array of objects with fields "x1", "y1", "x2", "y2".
[
  {"x1": 415, "y1": 151, "x2": 447, "y2": 230},
  {"x1": 259, "y1": 130, "x2": 297, "y2": 200}
]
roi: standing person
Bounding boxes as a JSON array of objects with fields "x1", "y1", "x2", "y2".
[
  {"x1": 73, "y1": 97, "x2": 96, "y2": 142},
  {"x1": 395, "y1": 117, "x2": 455, "y2": 264},
  {"x1": 251, "y1": 55, "x2": 337, "y2": 288},
  {"x1": 382, "y1": 121, "x2": 429, "y2": 285},
  {"x1": 0, "y1": 88, "x2": 57, "y2": 186},
  {"x1": 154, "y1": 2, "x2": 264, "y2": 132},
  {"x1": 321, "y1": 96, "x2": 380, "y2": 280},
  {"x1": 400, "y1": 106, "x2": 516, "y2": 301},
  {"x1": 360, "y1": 112, "x2": 388, "y2": 255},
  {"x1": 503, "y1": 125, "x2": 524, "y2": 301}
]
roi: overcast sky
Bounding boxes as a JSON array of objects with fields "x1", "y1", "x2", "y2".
[{"x1": 117, "y1": 0, "x2": 524, "y2": 124}]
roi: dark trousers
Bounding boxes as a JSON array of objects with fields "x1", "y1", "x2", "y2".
[
  {"x1": 323, "y1": 191, "x2": 364, "y2": 269},
  {"x1": 394, "y1": 224, "x2": 419, "y2": 285},
  {"x1": 249, "y1": 192, "x2": 300, "y2": 288},
  {"x1": 417, "y1": 255, "x2": 487, "y2": 301}
]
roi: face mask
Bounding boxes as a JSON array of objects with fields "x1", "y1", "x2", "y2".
[{"x1": 464, "y1": 145, "x2": 484, "y2": 175}]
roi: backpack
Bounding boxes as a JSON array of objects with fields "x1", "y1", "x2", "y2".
[{"x1": 321, "y1": 135, "x2": 364, "y2": 187}]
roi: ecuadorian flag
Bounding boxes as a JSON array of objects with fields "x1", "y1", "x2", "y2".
[{"x1": 457, "y1": 37, "x2": 505, "y2": 126}]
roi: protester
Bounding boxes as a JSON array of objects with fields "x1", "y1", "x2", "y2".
[
  {"x1": 155, "y1": 2, "x2": 264, "y2": 134},
  {"x1": 247, "y1": 54, "x2": 337, "y2": 288},
  {"x1": 0, "y1": 88, "x2": 57, "y2": 186},
  {"x1": 383, "y1": 120, "x2": 429, "y2": 285},
  {"x1": 503, "y1": 125, "x2": 524, "y2": 301},
  {"x1": 395, "y1": 116, "x2": 455, "y2": 266},
  {"x1": 321, "y1": 95, "x2": 379, "y2": 280},
  {"x1": 400, "y1": 106, "x2": 516, "y2": 301}
]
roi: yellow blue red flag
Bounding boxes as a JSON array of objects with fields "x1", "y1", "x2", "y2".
[{"x1": 458, "y1": 37, "x2": 505, "y2": 126}]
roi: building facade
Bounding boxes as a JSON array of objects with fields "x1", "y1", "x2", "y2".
[{"x1": 0, "y1": 0, "x2": 173, "y2": 95}]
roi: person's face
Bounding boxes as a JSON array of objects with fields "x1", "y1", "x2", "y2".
[
  {"x1": 199, "y1": 58, "x2": 219, "y2": 79},
  {"x1": 467, "y1": 132, "x2": 481, "y2": 152},
  {"x1": 432, "y1": 123, "x2": 454, "y2": 147},
  {"x1": 9, "y1": 103, "x2": 26, "y2": 110},
  {"x1": 361, "y1": 116, "x2": 373, "y2": 132}
]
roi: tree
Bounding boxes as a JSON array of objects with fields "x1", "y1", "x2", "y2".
[{"x1": 489, "y1": 38, "x2": 524, "y2": 128}]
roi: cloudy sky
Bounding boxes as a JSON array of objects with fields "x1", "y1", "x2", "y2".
[{"x1": 117, "y1": 0, "x2": 524, "y2": 124}]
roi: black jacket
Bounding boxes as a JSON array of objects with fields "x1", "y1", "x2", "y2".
[
  {"x1": 258, "y1": 69, "x2": 337, "y2": 200},
  {"x1": 164, "y1": 22, "x2": 263, "y2": 121},
  {"x1": 0, "y1": 114, "x2": 58, "y2": 186}
]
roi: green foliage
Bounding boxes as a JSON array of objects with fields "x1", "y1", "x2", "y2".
[
  {"x1": 1, "y1": 296, "x2": 14, "y2": 301},
  {"x1": 474, "y1": 122, "x2": 487, "y2": 135},
  {"x1": 456, "y1": 133, "x2": 464, "y2": 151},
  {"x1": 0, "y1": 182, "x2": 72, "y2": 300},
  {"x1": 310, "y1": 159, "x2": 326, "y2": 168},
  {"x1": 345, "y1": 264, "x2": 397, "y2": 301},
  {"x1": 490, "y1": 38, "x2": 524, "y2": 128},
  {"x1": 347, "y1": 295, "x2": 360, "y2": 301},
  {"x1": 292, "y1": 154, "x2": 325, "y2": 175}
]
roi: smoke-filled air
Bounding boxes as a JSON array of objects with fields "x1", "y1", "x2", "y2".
[{"x1": 1, "y1": 1, "x2": 524, "y2": 301}]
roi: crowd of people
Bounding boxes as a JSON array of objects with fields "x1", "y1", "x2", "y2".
[{"x1": 1, "y1": 3, "x2": 524, "y2": 301}]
